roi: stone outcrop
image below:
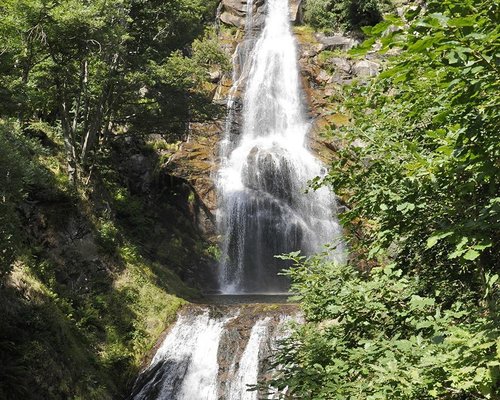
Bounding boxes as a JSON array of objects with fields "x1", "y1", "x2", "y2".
[
  {"x1": 289, "y1": 0, "x2": 304, "y2": 23},
  {"x1": 315, "y1": 33, "x2": 360, "y2": 51},
  {"x1": 352, "y1": 59, "x2": 380, "y2": 77},
  {"x1": 219, "y1": 0, "x2": 266, "y2": 29},
  {"x1": 219, "y1": 0, "x2": 303, "y2": 28},
  {"x1": 167, "y1": 121, "x2": 221, "y2": 237},
  {"x1": 292, "y1": 25, "x2": 383, "y2": 163}
]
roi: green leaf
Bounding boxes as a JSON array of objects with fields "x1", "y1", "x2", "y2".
[
  {"x1": 448, "y1": 17, "x2": 476, "y2": 27},
  {"x1": 463, "y1": 249, "x2": 480, "y2": 261},
  {"x1": 426, "y1": 231, "x2": 453, "y2": 249}
]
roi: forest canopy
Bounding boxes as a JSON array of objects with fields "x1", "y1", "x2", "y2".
[{"x1": 0, "y1": 0, "x2": 225, "y2": 184}]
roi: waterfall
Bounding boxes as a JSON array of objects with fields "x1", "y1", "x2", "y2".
[
  {"x1": 227, "y1": 317, "x2": 270, "y2": 400},
  {"x1": 131, "y1": 311, "x2": 227, "y2": 400},
  {"x1": 217, "y1": 0, "x2": 343, "y2": 294},
  {"x1": 131, "y1": 306, "x2": 298, "y2": 400},
  {"x1": 131, "y1": 0, "x2": 344, "y2": 398}
]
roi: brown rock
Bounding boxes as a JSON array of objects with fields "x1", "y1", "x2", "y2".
[
  {"x1": 220, "y1": 11, "x2": 245, "y2": 28},
  {"x1": 289, "y1": 0, "x2": 304, "y2": 23}
]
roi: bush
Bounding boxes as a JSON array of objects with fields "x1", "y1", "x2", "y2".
[
  {"x1": 303, "y1": 0, "x2": 383, "y2": 32},
  {"x1": 274, "y1": 1, "x2": 500, "y2": 397},
  {"x1": 271, "y1": 253, "x2": 500, "y2": 399},
  {"x1": 0, "y1": 122, "x2": 41, "y2": 278}
]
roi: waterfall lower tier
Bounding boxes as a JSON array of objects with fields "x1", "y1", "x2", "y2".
[{"x1": 130, "y1": 303, "x2": 299, "y2": 400}]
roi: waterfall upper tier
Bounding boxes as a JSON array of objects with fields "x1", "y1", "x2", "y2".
[{"x1": 217, "y1": 0, "x2": 344, "y2": 294}]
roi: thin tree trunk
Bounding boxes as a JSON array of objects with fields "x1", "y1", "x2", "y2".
[
  {"x1": 73, "y1": 59, "x2": 88, "y2": 135},
  {"x1": 58, "y1": 81, "x2": 78, "y2": 185},
  {"x1": 81, "y1": 53, "x2": 119, "y2": 167}
]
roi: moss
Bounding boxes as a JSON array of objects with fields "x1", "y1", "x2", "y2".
[
  {"x1": 317, "y1": 49, "x2": 351, "y2": 63},
  {"x1": 2, "y1": 264, "x2": 115, "y2": 399},
  {"x1": 2, "y1": 246, "x2": 188, "y2": 399},
  {"x1": 293, "y1": 25, "x2": 318, "y2": 45}
]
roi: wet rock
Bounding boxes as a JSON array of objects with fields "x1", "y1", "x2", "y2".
[{"x1": 242, "y1": 146, "x2": 295, "y2": 204}]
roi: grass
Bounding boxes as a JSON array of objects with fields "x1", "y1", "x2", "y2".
[{"x1": 0, "y1": 120, "x2": 208, "y2": 399}]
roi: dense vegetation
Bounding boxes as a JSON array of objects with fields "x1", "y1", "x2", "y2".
[
  {"x1": 303, "y1": 0, "x2": 385, "y2": 32},
  {"x1": 0, "y1": 0, "x2": 225, "y2": 185},
  {"x1": 0, "y1": 0, "x2": 226, "y2": 398},
  {"x1": 274, "y1": 0, "x2": 499, "y2": 398}
]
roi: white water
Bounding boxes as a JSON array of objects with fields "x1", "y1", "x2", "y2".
[
  {"x1": 131, "y1": 309, "x2": 296, "y2": 400},
  {"x1": 217, "y1": 0, "x2": 344, "y2": 293},
  {"x1": 132, "y1": 312, "x2": 227, "y2": 400},
  {"x1": 227, "y1": 317, "x2": 270, "y2": 400},
  {"x1": 132, "y1": 0, "x2": 344, "y2": 398}
]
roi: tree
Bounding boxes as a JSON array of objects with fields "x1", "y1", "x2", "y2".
[
  {"x1": 322, "y1": 0, "x2": 499, "y2": 300},
  {"x1": 0, "y1": 0, "x2": 225, "y2": 184}
]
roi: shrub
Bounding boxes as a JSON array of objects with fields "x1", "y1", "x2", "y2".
[
  {"x1": 303, "y1": 0, "x2": 383, "y2": 32},
  {"x1": 271, "y1": 252, "x2": 500, "y2": 399}
]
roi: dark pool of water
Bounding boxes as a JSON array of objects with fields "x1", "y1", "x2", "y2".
[{"x1": 195, "y1": 293, "x2": 295, "y2": 305}]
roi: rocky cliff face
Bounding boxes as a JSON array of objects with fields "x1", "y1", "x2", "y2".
[
  {"x1": 166, "y1": 0, "x2": 382, "y2": 241},
  {"x1": 218, "y1": 0, "x2": 303, "y2": 28},
  {"x1": 294, "y1": 26, "x2": 382, "y2": 161}
]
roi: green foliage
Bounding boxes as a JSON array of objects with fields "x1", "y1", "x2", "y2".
[
  {"x1": 0, "y1": 118, "x2": 205, "y2": 397},
  {"x1": 0, "y1": 128, "x2": 27, "y2": 278},
  {"x1": 192, "y1": 28, "x2": 232, "y2": 74},
  {"x1": 0, "y1": 0, "x2": 225, "y2": 182},
  {"x1": 0, "y1": 121, "x2": 50, "y2": 279},
  {"x1": 0, "y1": 0, "x2": 221, "y2": 398},
  {"x1": 272, "y1": 253, "x2": 500, "y2": 399},
  {"x1": 276, "y1": 1, "x2": 500, "y2": 398},
  {"x1": 303, "y1": 0, "x2": 384, "y2": 32},
  {"x1": 321, "y1": 0, "x2": 500, "y2": 300}
]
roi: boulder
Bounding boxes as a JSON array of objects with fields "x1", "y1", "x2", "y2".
[
  {"x1": 316, "y1": 69, "x2": 332, "y2": 83},
  {"x1": 220, "y1": 11, "x2": 245, "y2": 28},
  {"x1": 315, "y1": 33, "x2": 359, "y2": 51},
  {"x1": 352, "y1": 60, "x2": 380, "y2": 77},
  {"x1": 126, "y1": 153, "x2": 154, "y2": 193},
  {"x1": 328, "y1": 57, "x2": 352, "y2": 74},
  {"x1": 221, "y1": 0, "x2": 248, "y2": 17},
  {"x1": 219, "y1": 0, "x2": 266, "y2": 29},
  {"x1": 289, "y1": 0, "x2": 303, "y2": 23},
  {"x1": 209, "y1": 69, "x2": 222, "y2": 83}
]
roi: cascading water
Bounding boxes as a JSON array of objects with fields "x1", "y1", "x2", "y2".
[
  {"x1": 131, "y1": 1, "x2": 344, "y2": 398},
  {"x1": 131, "y1": 311, "x2": 226, "y2": 400},
  {"x1": 217, "y1": 0, "x2": 343, "y2": 293},
  {"x1": 227, "y1": 317, "x2": 270, "y2": 400},
  {"x1": 130, "y1": 305, "x2": 298, "y2": 400}
]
